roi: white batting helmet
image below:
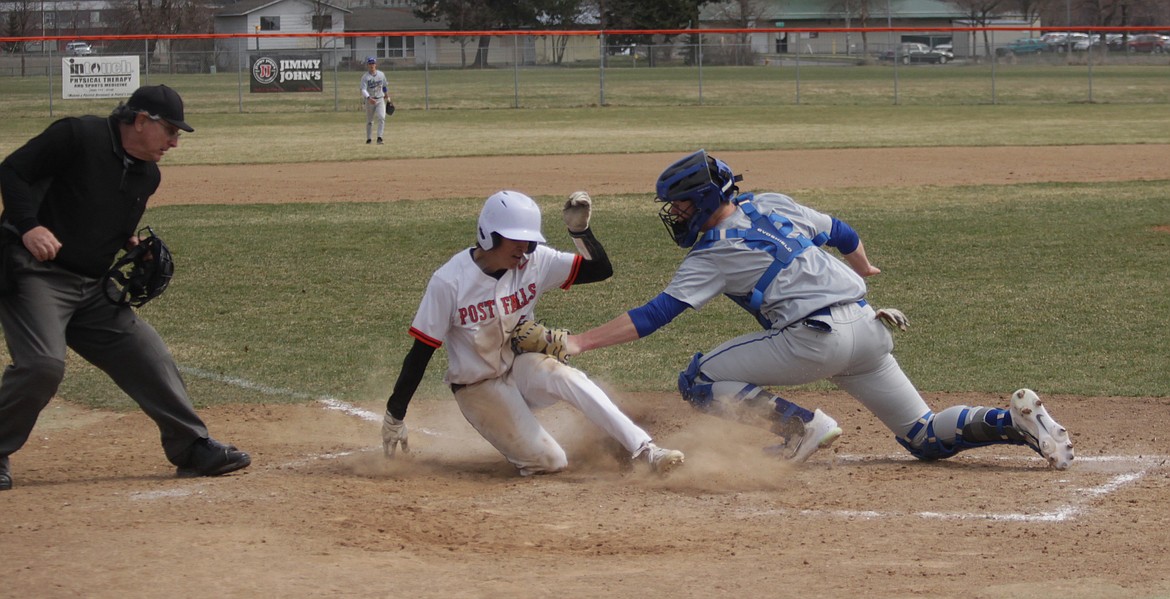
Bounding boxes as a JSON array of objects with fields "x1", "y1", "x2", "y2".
[{"x1": 476, "y1": 191, "x2": 546, "y2": 252}]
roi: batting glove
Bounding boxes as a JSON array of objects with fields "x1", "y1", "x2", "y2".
[
  {"x1": 382, "y1": 411, "x2": 410, "y2": 457},
  {"x1": 875, "y1": 308, "x2": 909, "y2": 331},
  {"x1": 563, "y1": 191, "x2": 592, "y2": 234}
]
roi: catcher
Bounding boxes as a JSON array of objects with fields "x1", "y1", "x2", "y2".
[
  {"x1": 380, "y1": 190, "x2": 684, "y2": 476},
  {"x1": 512, "y1": 150, "x2": 1074, "y2": 470},
  {"x1": 0, "y1": 84, "x2": 251, "y2": 492}
]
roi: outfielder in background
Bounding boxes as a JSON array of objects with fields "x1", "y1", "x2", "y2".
[
  {"x1": 360, "y1": 56, "x2": 390, "y2": 145},
  {"x1": 0, "y1": 85, "x2": 251, "y2": 491},
  {"x1": 380, "y1": 190, "x2": 685, "y2": 476},
  {"x1": 515, "y1": 149, "x2": 1074, "y2": 470}
]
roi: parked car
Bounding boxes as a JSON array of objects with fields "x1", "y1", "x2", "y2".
[
  {"x1": 1126, "y1": 34, "x2": 1167, "y2": 53},
  {"x1": 878, "y1": 42, "x2": 951, "y2": 64},
  {"x1": 1096, "y1": 34, "x2": 1127, "y2": 52},
  {"x1": 1045, "y1": 32, "x2": 1090, "y2": 52},
  {"x1": 995, "y1": 38, "x2": 1048, "y2": 57},
  {"x1": 65, "y1": 41, "x2": 93, "y2": 56}
]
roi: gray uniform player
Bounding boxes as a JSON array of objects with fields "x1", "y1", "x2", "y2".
[
  {"x1": 550, "y1": 149, "x2": 1074, "y2": 469},
  {"x1": 380, "y1": 191, "x2": 684, "y2": 476},
  {"x1": 360, "y1": 56, "x2": 389, "y2": 145}
]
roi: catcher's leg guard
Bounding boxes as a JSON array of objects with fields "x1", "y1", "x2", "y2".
[
  {"x1": 897, "y1": 406, "x2": 1030, "y2": 460},
  {"x1": 677, "y1": 353, "x2": 811, "y2": 437},
  {"x1": 677, "y1": 353, "x2": 714, "y2": 409}
]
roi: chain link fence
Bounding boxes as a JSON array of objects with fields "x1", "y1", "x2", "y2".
[{"x1": 2, "y1": 30, "x2": 1168, "y2": 115}]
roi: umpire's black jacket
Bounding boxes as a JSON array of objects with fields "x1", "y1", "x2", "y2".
[{"x1": 0, "y1": 115, "x2": 158, "y2": 278}]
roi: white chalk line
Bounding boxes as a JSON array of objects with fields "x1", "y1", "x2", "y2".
[
  {"x1": 179, "y1": 365, "x2": 442, "y2": 434},
  {"x1": 180, "y1": 366, "x2": 1165, "y2": 522}
]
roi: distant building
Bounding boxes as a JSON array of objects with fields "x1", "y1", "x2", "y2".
[{"x1": 213, "y1": 0, "x2": 350, "y2": 68}]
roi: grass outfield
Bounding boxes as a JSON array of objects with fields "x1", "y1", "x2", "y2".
[{"x1": 35, "y1": 180, "x2": 1170, "y2": 410}]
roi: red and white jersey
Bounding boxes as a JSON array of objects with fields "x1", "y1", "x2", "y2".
[{"x1": 409, "y1": 245, "x2": 582, "y2": 385}]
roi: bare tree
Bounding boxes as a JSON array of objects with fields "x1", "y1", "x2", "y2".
[
  {"x1": 829, "y1": 0, "x2": 882, "y2": 56},
  {"x1": 949, "y1": 0, "x2": 1004, "y2": 58},
  {"x1": 3, "y1": 0, "x2": 38, "y2": 75},
  {"x1": 106, "y1": 0, "x2": 216, "y2": 71},
  {"x1": 538, "y1": 0, "x2": 590, "y2": 65},
  {"x1": 305, "y1": 0, "x2": 336, "y2": 49},
  {"x1": 412, "y1": 0, "x2": 540, "y2": 67},
  {"x1": 705, "y1": 0, "x2": 768, "y2": 65}
]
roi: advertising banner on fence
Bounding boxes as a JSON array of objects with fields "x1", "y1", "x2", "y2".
[
  {"x1": 61, "y1": 56, "x2": 141, "y2": 99},
  {"x1": 250, "y1": 55, "x2": 324, "y2": 93}
]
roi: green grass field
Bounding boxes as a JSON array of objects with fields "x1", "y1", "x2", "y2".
[
  {"x1": 43, "y1": 180, "x2": 1170, "y2": 410},
  {"x1": 1, "y1": 65, "x2": 1167, "y2": 409}
]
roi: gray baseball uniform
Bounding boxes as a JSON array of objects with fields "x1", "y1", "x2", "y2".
[
  {"x1": 360, "y1": 68, "x2": 389, "y2": 142},
  {"x1": 665, "y1": 192, "x2": 931, "y2": 439}
]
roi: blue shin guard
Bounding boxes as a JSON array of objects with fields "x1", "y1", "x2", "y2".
[{"x1": 897, "y1": 407, "x2": 1030, "y2": 460}]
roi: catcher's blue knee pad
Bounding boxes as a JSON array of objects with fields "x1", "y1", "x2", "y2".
[{"x1": 678, "y1": 353, "x2": 716, "y2": 410}]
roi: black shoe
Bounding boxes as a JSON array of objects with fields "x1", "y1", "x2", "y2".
[
  {"x1": 377, "y1": 137, "x2": 384, "y2": 145},
  {"x1": 176, "y1": 438, "x2": 251, "y2": 478},
  {"x1": 366, "y1": 138, "x2": 372, "y2": 144},
  {"x1": 0, "y1": 455, "x2": 11, "y2": 491}
]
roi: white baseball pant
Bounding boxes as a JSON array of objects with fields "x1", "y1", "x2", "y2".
[
  {"x1": 454, "y1": 353, "x2": 652, "y2": 476},
  {"x1": 365, "y1": 99, "x2": 386, "y2": 140}
]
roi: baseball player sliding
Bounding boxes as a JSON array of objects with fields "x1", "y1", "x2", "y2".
[
  {"x1": 360, "y1": 56, "x2": 390, "y2": 145},
  {"x1": 380, "y1": 190, "x2": 684, "y2": 476},
  {"x1": 513, "y1": 149, "x2": 1074, "y2": 470}
]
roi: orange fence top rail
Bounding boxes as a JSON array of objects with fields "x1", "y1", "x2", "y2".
[{"x1": 3, "y1": 25, "x2": 1167, "y2": 44}]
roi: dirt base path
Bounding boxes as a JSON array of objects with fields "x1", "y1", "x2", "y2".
[
  {"x1": 3, "y1": 146, "x2": 1169, "y2": 599},
  {"x1": 156, "y1": 145, "x2": 1170, "y2": 205}
]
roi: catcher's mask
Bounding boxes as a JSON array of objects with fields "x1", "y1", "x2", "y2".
[
  {"x1": 654, "y1": 149, "x2": 742, "y2": 248},
  {"x1": 103, "y1": 226, "x2": 174, "y2": 307}
]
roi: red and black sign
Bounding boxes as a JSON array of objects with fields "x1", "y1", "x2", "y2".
[{"x1": 250, "y1": 54, "x2": 323, "y2": 93}]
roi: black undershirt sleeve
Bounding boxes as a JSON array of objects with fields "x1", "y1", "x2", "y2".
[
  {"x1": 385, "y1": 339, "x2": 437, "y2": 420},
  {"x1": 570, "y1": 227, "x2": 613, "y2": 284}
]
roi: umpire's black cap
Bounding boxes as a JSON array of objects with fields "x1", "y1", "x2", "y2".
[{"x1": 127, "y1": 84, "x2": 194, "y2": 132}]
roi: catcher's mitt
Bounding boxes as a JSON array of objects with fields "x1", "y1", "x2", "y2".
[
  {"x1": 510, "y1": 319, "x2": 571, "y2": 363},
  {"x1": 103, "y1": 226, "x2": 174, "y2": 307},
  {"x1": 384, "y1": 98, "x2": 395, "y2": 116}
]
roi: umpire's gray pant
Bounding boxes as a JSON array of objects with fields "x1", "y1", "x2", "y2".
[{"x1": 0, "y1": 248, "x2": 208, "y2": 466}]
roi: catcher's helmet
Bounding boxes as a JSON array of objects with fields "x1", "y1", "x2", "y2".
[
  {"x1": 477, "y1": 191, "x2": 545, "y2": 253},
  {"x1": 655, "y1": 149, "x2": 742, "y2": 248},
  {"x1": 103, "y1": 227, "x2": 174, "y2": 307}
]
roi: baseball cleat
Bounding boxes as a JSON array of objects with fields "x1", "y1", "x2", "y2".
[
  {"x1": 644, "y1": 443, "x2": 685, "y2": 474},
  {"x1": 1010, "y1": 388, "x2": 1074, "y2": 470},
  {"x1": 783, "y1": 409, "x2": 842, "y2": 463},
  {"x1": 176, "y1": 438, "x2": 252, "y2": 478}
]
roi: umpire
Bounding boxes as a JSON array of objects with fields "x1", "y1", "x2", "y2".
[{"x1": 0, "y1": 84, "x2": 250, "y2": 491}]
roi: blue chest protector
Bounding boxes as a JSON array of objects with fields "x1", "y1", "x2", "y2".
[{"x1": 692, "y1": 193, "x2": 828, "y2": 329}]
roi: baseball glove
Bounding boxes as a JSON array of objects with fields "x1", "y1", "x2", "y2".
[
  {"x1": 103, "y1": 226, "x2": 174, "y2": 307},
  {"x1": 384, "y1": 98, "x2": 395, "y2": 116},
  {"x1": 510, "y1": 319, "x2": 571, "y2": 363}
]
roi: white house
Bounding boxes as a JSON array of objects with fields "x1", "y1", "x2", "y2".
[{"x1": 214, "y1": 0, "x2": 350, "y2": 69}]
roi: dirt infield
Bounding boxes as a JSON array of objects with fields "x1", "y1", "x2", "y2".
[{"x1": 4, "y1": 147, "x2": 1169, "y2": 599}]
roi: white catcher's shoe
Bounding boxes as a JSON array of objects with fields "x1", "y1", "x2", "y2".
[
  {"x1": 642, "y1": 443, "x2": 685, "y2": 474},
  {"x1": 784, "y1": 409, "x2": 843, "y2": 463},
  {"x1": 1010, "y1": 388, "x2": 1074, "y2": 470}
]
